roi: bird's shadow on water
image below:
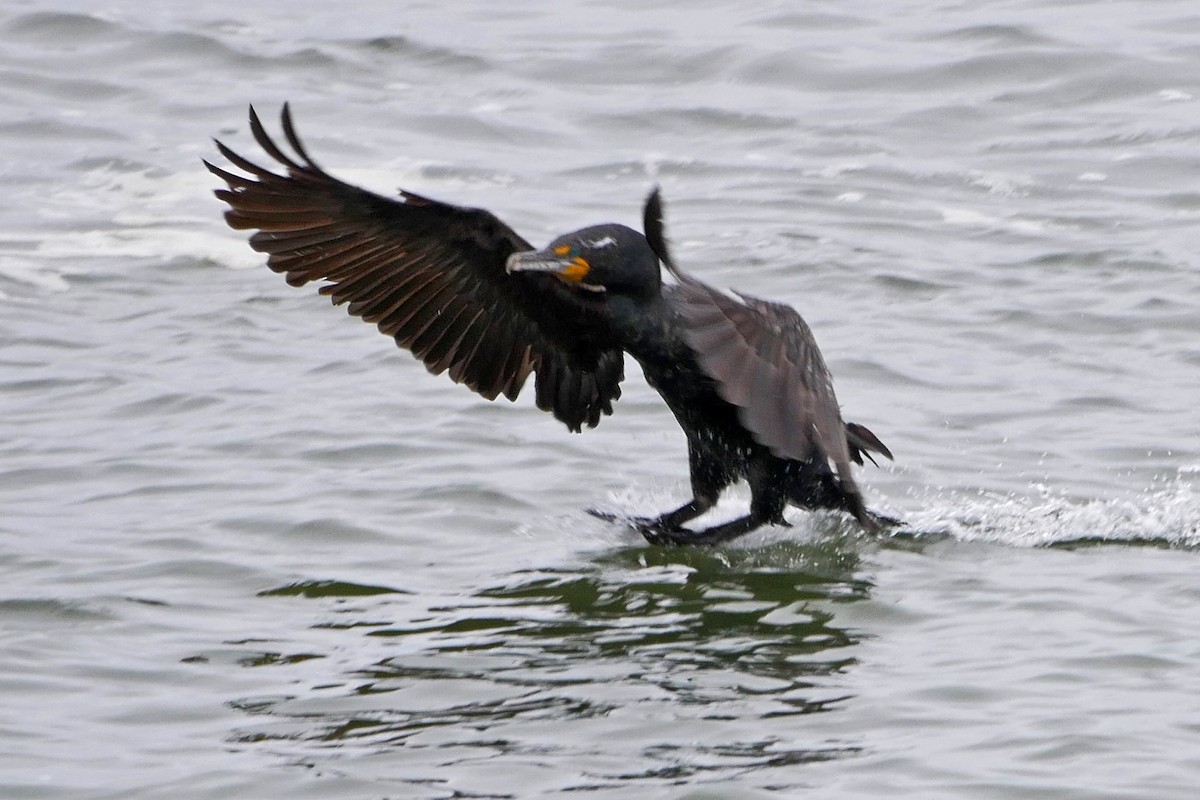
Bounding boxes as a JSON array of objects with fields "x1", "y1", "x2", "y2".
[{"x1": 211, "y1": 527, "x2": 898, "y2": 793}]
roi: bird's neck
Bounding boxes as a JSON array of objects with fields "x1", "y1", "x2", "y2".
[{"x1": 607, "y1": 291, "x2": 671, "y2": 356}]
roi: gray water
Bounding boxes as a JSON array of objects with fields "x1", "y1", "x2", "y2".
[{"x1": 2, "y1": 1, "x2": 1199, "y2": 798}]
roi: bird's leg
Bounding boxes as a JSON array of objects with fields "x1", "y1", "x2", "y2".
[
  {"x1": 644, "y1": 493, "x2": 787, "y2": 546},
  {"x1": 644, "y1": 459, "x2": 786, "y2": 547},
  {"x1": 865, "y1": 508, "x2": 904, "y2": 530},
  {"x1": 643, "y1": 513, "x2": 757, "y2": 546},
  {"x1": 589, "y1": 496, "x2": 715, "y2": 544},
  {"x1": 637, "y1": 442, "x2": 732, "y2": 539},
  {"x1": 633, "y1": 496, "x2": 716, "y2": 538},
  {"x1": 652, "y1": 497, "x2": 713, "y2": 528},
  {"x1": 586, "y1": 496, "x2": 712, "y2": 530},
  {"x1": 591, "y1": 441, "x2": 731, "y2": 539}
]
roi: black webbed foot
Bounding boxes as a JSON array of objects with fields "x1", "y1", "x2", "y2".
[
  {"x1": 590, "y1": 506, "x2": 798, "y2": 547},
  {"x1": 866, "y1": 508, "x2": 905, "y2": 530},
  {"x1": 587, "y1": 508, "x2": 671, "y2": 529},
  {"x1": 586, "y1": 508, "x2": 696, "y2": 544},
  {"x1": 633, "y1": 520, "x2": 696, "y2": 546},
  {"x1": 586, "y1": 508, "x2": 623, "y2": 524},
  {"x1": 643, "y1": 514, "x2": 776, "y2": 547}
]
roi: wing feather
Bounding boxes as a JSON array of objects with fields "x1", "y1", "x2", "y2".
[
  {"x1": 677, "y1": 283, "x2": 846, "y2": 463},
  {"x1": 207, "y1": 105, "x2": 624, "y2": 430},
  {"x1": 645, "y1": 187, "x2": 890, "y2": 481},
  {"x1": 670, "y1": 276, "x2": 895, "y2": 529}
]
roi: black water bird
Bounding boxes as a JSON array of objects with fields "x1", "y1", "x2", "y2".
[{"x1": 206, "y1": 105, "x2": 893, "y2": 545}]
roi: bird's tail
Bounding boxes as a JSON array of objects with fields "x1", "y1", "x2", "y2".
[{"x1": 846, "y1": 421, "x2": 893, "y2": 467}]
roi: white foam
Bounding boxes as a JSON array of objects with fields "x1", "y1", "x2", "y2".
[
  {"x1": 901, "y1": 479, "x2": 1200, "y2": 548},
  {"x1": 967, "y1": 170, "x2": 1032, "y2": 197},
  {"x1": 804, "y1": 162, "x2": 868, "y2": 179},
  {"x1": 0, "y1": 162, "x2": 268, "y2": 294},
  {"x1": 1158, "y1": 89, "x2": 1193, "y2": 102},
  {"x1": 940, "y1": 207, "x2": 1047, "y2": 234},
  {"x1": 0, "y1": 256, "x2": 70, "y2": 293}
]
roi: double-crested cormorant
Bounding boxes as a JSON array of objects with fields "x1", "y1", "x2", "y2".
[{"x1": 206, "y1": 105, "x2": 893, "y2": 545}]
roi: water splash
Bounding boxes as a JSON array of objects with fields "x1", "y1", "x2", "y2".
[{"x1": 900, "y1": 475, "x2": 1200, "y2": 549}]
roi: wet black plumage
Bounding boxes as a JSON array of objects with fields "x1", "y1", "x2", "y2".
[{"x1": 206, "y1": 105, "x2": 893, "y2": 545}]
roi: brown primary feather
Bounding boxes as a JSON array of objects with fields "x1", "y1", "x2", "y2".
[{"x1": 205, "y1": 104, "x2": 623, "y2": 430}]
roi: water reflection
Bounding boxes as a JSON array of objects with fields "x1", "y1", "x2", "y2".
[{"x1": 222, "y1": 539, "x2": 873, "y2": 791}]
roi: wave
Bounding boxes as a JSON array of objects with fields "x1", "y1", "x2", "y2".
[
  {"x1": 898, "y1": 475, "x2": 1200, "y2": 549},
  {"x1": 585, "y1": 469, "x2": 1200, "y2": 553}
]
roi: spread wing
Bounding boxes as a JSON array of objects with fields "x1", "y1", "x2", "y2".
[
  {"x1": 672, "y1": 281, "x2": 852, "y2": 467},
  {"x1": 643, "y1": 189, "x2": 890, "y2": 508},
  {"x1": 205, "y1": 105, "x2": 623, "y2": 432}
]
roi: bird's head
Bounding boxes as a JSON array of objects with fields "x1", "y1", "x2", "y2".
[{"x1": 506, "y1": 223, "x2": 660, "y2": 298}]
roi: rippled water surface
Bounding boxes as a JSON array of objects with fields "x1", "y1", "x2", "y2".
[{"x1": 2, "y1": 1, "x2": 1199, "y2": 798}]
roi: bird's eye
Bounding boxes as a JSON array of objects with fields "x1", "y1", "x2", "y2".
[{"x1": 553, "y1": 244, "x2": 573, "y2": 257}]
